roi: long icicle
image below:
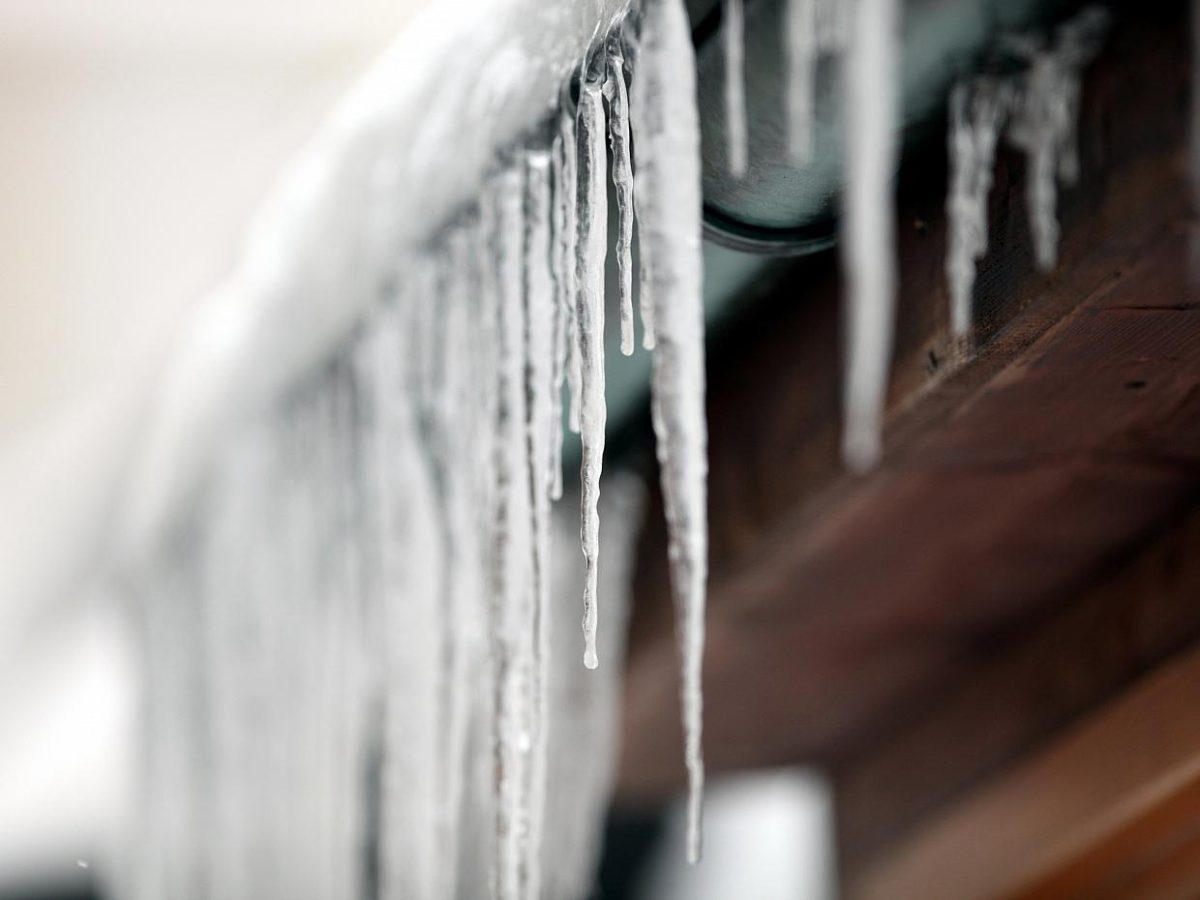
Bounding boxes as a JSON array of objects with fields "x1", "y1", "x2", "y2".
[
  {"x1": 841, "y1": 0, "x2": 901, "y2": 472},
  {"x1": 575, "y1": 46, "x2": 610, "y2": 671},
  {"x1": 630, "y1": 0, "x2": 708, "y2": 863},
  {"x1": 492, "y1": 164, "x2": 533, "y2": 900}
]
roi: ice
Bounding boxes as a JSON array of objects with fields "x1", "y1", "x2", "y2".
[
  {"x1": 606, "y1": 34, "x2": 638, "y2": 356},
  {"x1": 840, "y1": 0, "x2": 901, "y2": 471},
  {"x1": 785, "y1": 0, "x2": 817, "y2": 164},
  {"x1": 724, "y1": 0, "x2": 749, "y2": 177},
  {"x1": 556, "y1": 85, "x2": 584, "y2": 437},
  {"x1": 575, "y1": 50, "x2": 610, "y2": 672},
  {"x1": 630, "y1": 0, "x2": 709, "y2": 863},
  {"x1": 1005, "y1": 9, "x2": 1109, "y2": 272},
  {"x1": 549, "y1": 133, "x2": 569, "y2": 501},
  {"x1": 118, "y1": 6, "x2": 715, "y2": 898},
  {"x1": 945, "y1": 79, "x2": 1010, "y2": 342},
  {"x1": 520, "y1": 151, "x2": 555, "y2": 900},
  {"x1": 490, "y1": 165, "x2": 534, "y2": 900},
  {"x1": 941, "y1": 7, "x2": 1109, "y2": 344},
  {"x1": 785, "y1": 0, "x2": 847, "y2": 165}
]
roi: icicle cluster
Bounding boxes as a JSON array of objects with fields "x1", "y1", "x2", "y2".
[
  {"x1": 946, "y1": 79, "x2": 1011, "y2": 343},
  {"x1": 945, "y1": 8, "x2": 1109, "y2": 340},
  {"x1": 122, "y1": 1, "x2": 710, "y2": 896}
]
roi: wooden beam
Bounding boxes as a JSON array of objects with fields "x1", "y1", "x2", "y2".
[{"x1": 849, "y1": 645, "x2": 1200, "y2": 900}]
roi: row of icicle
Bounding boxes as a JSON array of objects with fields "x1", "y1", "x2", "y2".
[
  {"x1": 125, "y1": 0, "x2": 1117, "y2": 897},
  {"x1": 723, "y1": 0, "x2": 1108, "y2": 467},
  {"x1": 127, "y1": 0, "x2": 710, "y2": 897},
  {"x1": 946, "y1": 8, "x2": 1110, "y2": 343},
  {"x1": 395, "y1": 0, "x2": 715, "y2": 885}
]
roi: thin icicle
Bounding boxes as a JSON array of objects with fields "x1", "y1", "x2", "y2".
[
  {"x1": 785, "y1": 0, "x2": 847, "y2": 166},
  {"x1": 723, "y1": 0, "x2": 749, "y2": 177},
  {"x1": 945, "y1": 79, "x2": 1010, "y2": 343},
  {"x1": 840, "y1": 0, "x2": 901, "y2": 472},
  {"x1": 560, "y1": 81, "x2": 584, "y2": 436},
  {"x1": 549, "y1": 134, "x2": 570, "y2": 500},
  {"x1": 606, "y1": 34, "x2": 638, "y2": 357},
  {"x1": 630, "y1": 0, "x2": 708, "y2": 864},
  {"x1": 575, "y1": 50, "x2": 609, "y2": 671},
  {"x1": 521, "y1": 150, "x2": 555, "y2": 900}
]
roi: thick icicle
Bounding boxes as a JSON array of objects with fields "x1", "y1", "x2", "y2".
[
  {"x1": 840, "y1": 0, "x2": 901, "y2": 472},
  {"x1": 945, "y1": 79, "x2": 1010, "y2": 342},
  {"x1": 575, "y1": 50, "x2": 610, "y2": 672},
  {"x1": 723, "y1": 0, "x2": 749, "y2": 177},
  {"x1": 630, "y1": 0, "x2": 708, "y2": 864}
]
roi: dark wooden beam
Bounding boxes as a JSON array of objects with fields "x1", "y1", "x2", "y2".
[{"x1": 849, "y1": 644, "x2": 1200, "y2": 899}]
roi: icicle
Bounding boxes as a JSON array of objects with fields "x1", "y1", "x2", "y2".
[
  {"x1": 487, "y1": 164, "x2": 534, "y2": 900},
  {"x1": 638, "y1": 236, "x2": 658, "y2": 350},
  {"x1": 576, "y1": 49, "x2": 610, "y2": 672},
  {"x1": 521, "y1": 150, "x2": 556, "y2": 900},
  {"x1": 606, "y1": 33, "x2": 638, "y2": 357},
  {"x1": 840, "y1": 0, "x2": 901, "y2": 472},
  {"x1": 620, "y1": 20, "x2": 658, "y2": 353},
  {"x1": 630, "y1": 0, "x2": 708, "y2": 864},
  {"x1": 549, "y1": 134, "x2": 570, "y2": 500},
  {"x1": 785, "y1": 0, "x2": 847, "y2": 166},
  {"x1": 723, "y1": 0, "x2": 749, "y2": 177},
  {"x1": 559, "y1": 81, "x2": 584, "y2": 436},
  {"x1": 945, "y1": 79, "x2": 1010, "y2": 343},
  {"x1": 1005, "y1": 8, "x2": 1108, "y2": 273}
]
